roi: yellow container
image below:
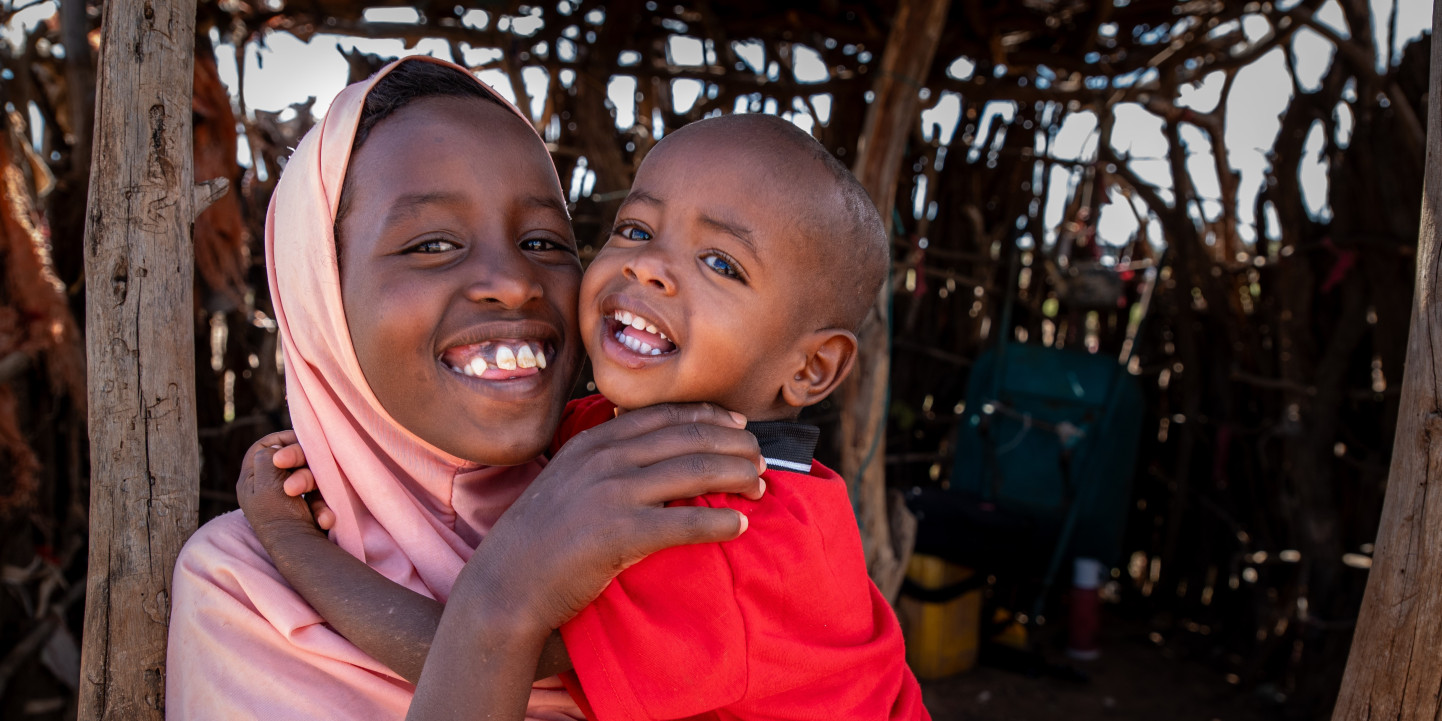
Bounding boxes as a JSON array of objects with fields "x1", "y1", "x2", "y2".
[{"x1": 898, "y1": 554, "x2": 982, "y2": 679}]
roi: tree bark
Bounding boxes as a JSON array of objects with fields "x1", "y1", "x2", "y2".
[
  {"x1": 1331, "y1": 3, "x2": 1442, "y2": 717},
  {"x1": 842, "y1": 0, "x2": 951, "y2": 601},
  {"x1": 77, "y1": 1, "x2": 200, "y2": 719}
]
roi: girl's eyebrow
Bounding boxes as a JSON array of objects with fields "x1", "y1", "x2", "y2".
[
  {"x1": 384, "y1": 191, "x2": 465, "y2": 226},
  {"x1": 524, "y1": 193, "x2": 572, "y2": 221},
  {"x1": 384, "y1": 192, "x2": 571, "y2": 224}
]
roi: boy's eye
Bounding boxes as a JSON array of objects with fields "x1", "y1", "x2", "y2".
[
  {"x1": 615, "y1": 225, "x2": 652, "y2": 242},
  {"x1": 702, "y1": 253, "x2": 742, "y2": 280}
]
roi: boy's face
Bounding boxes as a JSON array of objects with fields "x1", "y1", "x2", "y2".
[
  {"x1": 579, "y1": 132, "x2": 814, "y2": 419},
  {"x1": 339, "y1": 96, "x2": 584, "y2": 465}
]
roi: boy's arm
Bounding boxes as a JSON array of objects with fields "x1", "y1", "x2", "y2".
[{"x1": 238, "y1": 436, "x2": 570, "y2": 684}]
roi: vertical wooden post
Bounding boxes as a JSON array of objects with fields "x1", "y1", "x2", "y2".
[
  {"x1": 78, "y1": 0, "x2": 200, "y2": 718},
  {"x1": 843, "y1": 0, "x2": 951, "y2": 600},
  {"x1": 1332, "y1": 3, "x2": 1442, "y2": 717}
]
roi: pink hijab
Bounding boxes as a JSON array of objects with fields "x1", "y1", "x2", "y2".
[{"x1": 167, "y1": 57, "x2": 582, "y2": 720}]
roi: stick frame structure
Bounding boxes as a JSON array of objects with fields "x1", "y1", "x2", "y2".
[{"x1": 77, "y1": 1, "x2": 200, "y2": 718}]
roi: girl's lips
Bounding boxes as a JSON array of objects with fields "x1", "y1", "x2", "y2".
[{"x1": 439, "y1": 339, "x2": 550, "y2": 379}]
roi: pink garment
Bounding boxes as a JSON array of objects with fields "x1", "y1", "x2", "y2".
[{"x1": 167, "y1": 57, "x2": 583, "y2": 720}]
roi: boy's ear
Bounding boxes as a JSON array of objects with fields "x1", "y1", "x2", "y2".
[{"x1": 780, "y1": 328, "x2": 859, "y2": 409}]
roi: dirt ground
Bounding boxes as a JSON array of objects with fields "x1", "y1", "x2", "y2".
[{"x1": 918, "y1": 619, "x2": 1280, "y2": 721}]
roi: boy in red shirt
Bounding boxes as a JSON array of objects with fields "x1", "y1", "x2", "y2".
[{"x1": 248, "y1": 113, "x2": 927, "y2": 719}]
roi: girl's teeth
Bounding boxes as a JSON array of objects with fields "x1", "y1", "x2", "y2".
[
  {"x1": 495, "y1": 346, "x2": 517, "y2": 371},
  {"x1": 448, "y1": 342, "x2": 547, "y2": 377},
  {"x1": 630, "y1": 316, "x2": 646, "y2": 330},
  {"x1": 645, "y1": 325, "x2": 657, "y2": 334},
  {"x1": 619, "y1": 310, "x2": 634, "y2": 325}
]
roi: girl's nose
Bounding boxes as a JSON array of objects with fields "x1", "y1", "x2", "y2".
[
  {"x1": 463, "y1": 254, "x2": 544, "y2": 308},
  {"x1": 622, "y1": 248, "x2": 675, "y2": 294}
]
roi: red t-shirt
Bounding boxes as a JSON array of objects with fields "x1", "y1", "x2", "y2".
[{"x1": 552, "y1": 395, "x2": 929, "y2": 721}]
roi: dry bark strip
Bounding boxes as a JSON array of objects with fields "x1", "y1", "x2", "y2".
[
  {"x1": 841, "y1": 0, "x2": 951, "y2": 601},
  {"x1": 77, "y1": 1, "x2": 200, "y2": 719},
  {"x1": 1332, "y1": 3, "x2": 1442, "y2": 718}
]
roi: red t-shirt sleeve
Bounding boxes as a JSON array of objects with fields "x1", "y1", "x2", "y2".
[
  {"x1": 560, "y1": 464, "x2": 926, "y2": 720},
  {"x1": 560, "y1": 493, "x2": 749, "y2": 719}
]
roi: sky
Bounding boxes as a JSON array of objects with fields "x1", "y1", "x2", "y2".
[{"x1": 2, "y1": 0, "x2": 1434, "y2": 254}]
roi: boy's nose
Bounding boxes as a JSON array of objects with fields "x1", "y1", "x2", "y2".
[{"x1": 622, "y1": 251, "x2": 675, "y2": 294}]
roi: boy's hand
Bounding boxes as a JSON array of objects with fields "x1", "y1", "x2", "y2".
[{"x1": 237, "y1": 430, "x2": 334, "y2": 538}]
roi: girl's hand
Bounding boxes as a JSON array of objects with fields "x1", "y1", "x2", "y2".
[
  {"x1": 408, "y1": 402, "x2": 765, "y2": 721},
  {"x1": 452, "y1": 402, "x2": 766, "y2": 637},
  {"x1": 237, "y1": 431, "x2": 334, "y2": 539}
]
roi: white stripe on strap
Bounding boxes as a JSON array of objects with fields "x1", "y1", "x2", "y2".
[{"x1": 763, "y1": 457, "x2": 812, "y2": 473}]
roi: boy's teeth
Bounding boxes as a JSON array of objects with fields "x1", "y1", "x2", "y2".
[
  {"x1": 535, "y1": 349, "x2": 547, "y2": 369},
  {"x1": 467, "y1": 357, "x2": 487, "y2": 376},
  {"x1": 612, "y1": 309, "x2": 670, "y2": 341},
  {"x1": 495, "y1": 346, "x2": 517, "y2": 371},
  {"x1": 516, "y1": 345, "x2": 537, "y2": 369}
]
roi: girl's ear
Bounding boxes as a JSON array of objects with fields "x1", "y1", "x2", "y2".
[{"x1": 780, "y1": 329, "x2": 859, "y2": 410}]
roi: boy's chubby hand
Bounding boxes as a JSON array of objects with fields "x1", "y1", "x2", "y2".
[{"x1": 237, "y1": 430, "x2": 335, "y2": 540}]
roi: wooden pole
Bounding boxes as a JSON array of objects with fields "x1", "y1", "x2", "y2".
[
  {"x1": 1332, "y1": 4, "x2": 1442, "y2": 717},
  {"x1": 843, "y1": 0, "x2": 952, "y2": 601},
  {"x1": 78, "y1": 1, "x2": 202, "y2": 718}
]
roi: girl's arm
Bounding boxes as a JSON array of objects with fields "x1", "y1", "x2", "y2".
[
  {"x1": 408, "y1": 403, "x2": 765, "y2": 720},
  {"x1": 237, "y1": 434, "x2": 570, "y2": 684}
]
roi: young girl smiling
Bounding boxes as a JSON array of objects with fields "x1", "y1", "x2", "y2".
[{"x1": 166, "y1": 57, "x2": 765, "y2": 720}]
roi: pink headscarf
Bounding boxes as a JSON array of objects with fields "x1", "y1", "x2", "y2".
[{"x1": 167, "y1": 57, "x2": 582, "y2": 720}]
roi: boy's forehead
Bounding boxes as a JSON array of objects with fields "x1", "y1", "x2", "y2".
[{"x1": 635, "y1": 129, "x2": 821, "y2": 204}]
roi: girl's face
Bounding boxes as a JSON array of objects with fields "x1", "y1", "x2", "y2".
[{"x1": 337, "y1": 95, "x2": 583, "y2": 466}]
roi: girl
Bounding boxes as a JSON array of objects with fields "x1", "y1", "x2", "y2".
[{"x1": 166, "y1": 57, "x2": 764, "y2": 720}]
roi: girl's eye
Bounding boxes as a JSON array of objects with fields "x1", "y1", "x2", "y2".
[
  {"x1": 519, "y1": 236, "x2": 571, "y2": 253},
  {"x1": 411, "y1": 238, "x2": 459, "y2": 253},
  {"x1": 702, "y1": 253, "x2": 742, "y2": 280},
  {"x1": 615, "y1": 225, "x2": 652, "y2": 242}
]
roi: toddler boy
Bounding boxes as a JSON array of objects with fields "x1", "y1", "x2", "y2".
[{"x1": 553, "y1": 113, "x2": 924, "y2": 719}]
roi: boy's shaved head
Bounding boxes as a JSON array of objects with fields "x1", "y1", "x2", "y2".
[{"x1": 654, "y1": 115, "x2": 888, "y2": 332}]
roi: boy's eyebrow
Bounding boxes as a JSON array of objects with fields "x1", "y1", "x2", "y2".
[
  {"x1": 623, "y1": 189, "x2": 665, "y2": 209},
  {"x1": 698, "y1": 214, "x2": 758, "y2": 257},
  {"x1": 624, "y1": 190, "x2": 758, "y2": 257}
]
